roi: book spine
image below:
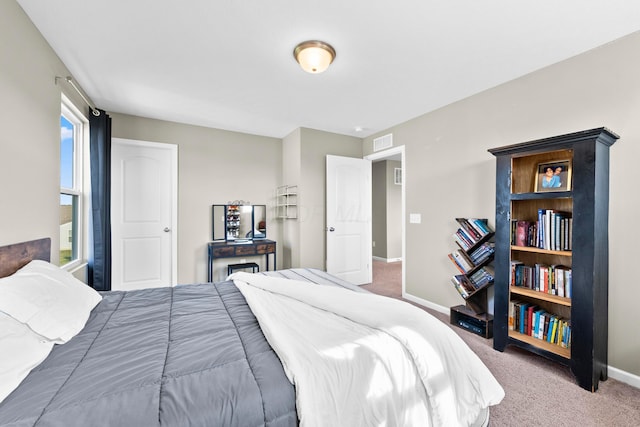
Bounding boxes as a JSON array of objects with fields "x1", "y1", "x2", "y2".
[{"x1": 515, "y1": 220, "x2": 529, "y2": 246}]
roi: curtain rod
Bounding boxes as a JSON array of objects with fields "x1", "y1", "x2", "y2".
[{"x1": 55, "y1": 76, "x2": 101, "y2": 116}]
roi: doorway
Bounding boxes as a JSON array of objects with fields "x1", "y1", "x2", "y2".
[{"x1": 364, "y1": 146, "x2": 405, "y2": 296}]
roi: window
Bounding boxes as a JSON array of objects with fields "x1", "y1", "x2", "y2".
[{"x1": 60, "y1": 96, "x2": 87, "y2": 267}]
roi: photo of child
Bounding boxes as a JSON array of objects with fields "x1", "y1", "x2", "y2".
[
  {"x1": 541, "y1": 166, "x2": 562, "y2": 188},
  {"x1": 535, "y1": 161, "x2": 571, "y2": 192}
]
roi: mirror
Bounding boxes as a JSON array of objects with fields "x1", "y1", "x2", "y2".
[
  {"x1": 211, "y1": 204, "x2": 267, "y2": 241},
  {"x1": 252, "y1": 205, "x2": 266, "y2": 239},
  {"x1": 212, "y1": 205, "x2": 226, "y2": 241}
]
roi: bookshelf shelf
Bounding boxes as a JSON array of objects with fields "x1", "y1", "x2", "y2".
[
  {"x1": 448, "y1": 218, "x2": 495, "y2": 338},
  {"x1": 489, "y1": 128, "x2": 618, "y2": 392},
  {"x1": 510, "y1": 191, "x2": 572, "y2": 200},
  {"x1": 510, "y1": 246, "x2": 572, "y2": 257},
  {"x1": 510, "y1": 286, "x2": 571, "y2": 306},
  {"x1": 508, "y1": 330, "x2": 571, "y2": 359}
]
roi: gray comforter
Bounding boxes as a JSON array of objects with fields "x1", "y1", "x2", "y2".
[
  {"x1": 0, "y1": 268, "x2": 362, "y2": 427},
  {"x1": 1, "y1": 281, "x2": 296, "y2": 426}
]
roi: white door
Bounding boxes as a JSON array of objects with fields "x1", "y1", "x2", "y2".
[
  {"x1": 326, "y1": 155, "x2": 372, "y2": 284},
  {"x1": 111, "y1": 138, "x2": 177, "y2": 290}
]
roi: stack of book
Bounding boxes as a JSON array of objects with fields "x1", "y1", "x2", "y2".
[
  {"x1": 468, "y1": 242, "x2": 494, "y2": 265},
  {"x1": 449, "y1": 217, "x2": 495, "y2": 316},
  {"x1": 453, "y1": 218, "x2": 492, "y2": 250},
  {"x1": 509, "y1": 300, "x2": 571, "y2": 349},
  {"x1": 451, "y1": 274, "x2": 476, "y2": 298},
  {"x1": 448, "y1": 249, "x2": 474, "y2": 274},
  {"x1": 510, "y1": 261, "x2": 572, "y2": 298},
  {"x1": 510, "y1": 209, "x2": 572, "y2": 250},
  {"x1": 469, "y1": 265, "x2": 494, "y2": 288}
]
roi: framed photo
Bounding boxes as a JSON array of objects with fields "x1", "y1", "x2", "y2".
[{"x1": 534, "y1": 160, "x2": 572, "y2": 192}]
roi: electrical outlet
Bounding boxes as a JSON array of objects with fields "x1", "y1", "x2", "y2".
[{"x1": 372, "y1": 241, "x2": 376, "y2": 247}]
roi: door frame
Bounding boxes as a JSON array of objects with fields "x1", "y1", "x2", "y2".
[
  {"x1": 111, "y1": 138, "x2": 178, "y2": 286},
  {"x1": 364, "y1": 145, "x2": 406, "y2": 296}
]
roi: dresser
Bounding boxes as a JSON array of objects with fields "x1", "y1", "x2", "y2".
[{"x1": 207, "y1": 239, "x2": 276, "y2": 282}]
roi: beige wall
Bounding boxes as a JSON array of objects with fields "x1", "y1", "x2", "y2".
[
  {"x1": 110, "y1": 113, "x2": 282, "y2": 283},
  {"x1": 372, "y1": 160, "x2": 402, "y2": 260},
  {"x1": 363, "y1": 31, "x2": 640, "y2": 378},
  {"x1": 0, "y1": 1, "x2": 89, "y2": 264},
  {"x1": 297, "y1": 128, "x2": 362, "y2": 269},
  {"x1": 372, "y1": 162, "x2": 388, "y2": 258},
  {"x1": 281, "y1": 129, "x2": 302, "y2": 268}
]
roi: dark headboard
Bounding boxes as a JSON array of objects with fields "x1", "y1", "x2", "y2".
[{"x1": 0, "y1": 238, "x2": 51, "y2": 278}]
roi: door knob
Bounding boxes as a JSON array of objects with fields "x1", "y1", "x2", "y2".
[
  {"x1": 328, "y1": 227, "x2": 335, "y2": 232},
  {"x1": 164, "y1": 227, "x2": 171, "y2": 232}
]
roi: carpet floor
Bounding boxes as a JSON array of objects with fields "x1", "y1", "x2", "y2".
[{"x1": 361, "y1": 260, "x2": 640, "y2": 427}]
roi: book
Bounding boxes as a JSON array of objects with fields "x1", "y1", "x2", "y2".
[
  {"x1": 519, "y1": 302, "x2": 529, "y2": 334},
  {"x1": 453, "y1": 231, "x2": 472, "y2": 251},
  {"x1": 537, "y1": 311, "x2": 546, "y2": 340},
  {"x1": 508, "y1": 300, "x2": 515, "y2": 331},
  {"x1": 465, "y1": 218, "x2": 492, "y2": 238},
  {"x1": 448, "y1": 253, "x2": 465, "y2": 274},
  {"x1": 544, "y1": 210, "x2": 552, "y2": 250},
  {"x1": 450, "y1": 249, "x2": 474, "y2": 272},
  {"x1": 543, "y1": 315, "x2": 551, "y2": 341},
  {"x1": 537, "y1": 209, "x2": 545, "y2": 249},
  {"x1": 451, "y1": 276, "x2": 469, "y2": 298},
  {"x1": 457, "y1": 228, "x2": 475, "y2": 246},
  {"x1": 526, "y1": 305, "x2": 534, "y2": 336},
  {"x1": 548, "y1": 317, "x2": 558, "y2": 343},
  {"x1": 510, "y1": 260, "x2": 523, "y2": 286},
  {"x1": 515, "y1": 220, "x2": 530, "y2": 247},
  {"x1": 456, "y1": 227, "x2": 477, "y2": 247},
  {"x1": 452, "y1": 274, "x2": 476, "y2": 295}
]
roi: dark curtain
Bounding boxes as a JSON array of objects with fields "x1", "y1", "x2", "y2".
[{"x1": 88, "y1": 109, "x2": 112, "y2": 291}]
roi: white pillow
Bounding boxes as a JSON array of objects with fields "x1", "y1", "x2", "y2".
[
  {"x1": 0, "y1": 312, "x2": 54, "y2": 403},
  {"x1": 0, "y1": 260, "x2": 102, "y2": 343}
]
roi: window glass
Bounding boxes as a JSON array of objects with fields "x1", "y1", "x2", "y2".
[
  {"x1": 59, "y1": 97, "x2": 85, "y2": 268},
  {"x1": 59, "y1": 193, "x2": 78, "y2": 264},
  {"x1": 60, "y1": 116, "x2": 74, "y2": 189}
]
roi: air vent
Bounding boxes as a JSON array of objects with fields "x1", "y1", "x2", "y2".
[{"x1": 373, "y1": 133, "x2": 393, "y2": 151}]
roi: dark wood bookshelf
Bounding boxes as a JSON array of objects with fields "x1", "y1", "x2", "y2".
[{"x1": 489, "y1": 127, "x2": 618, "y2": 392}]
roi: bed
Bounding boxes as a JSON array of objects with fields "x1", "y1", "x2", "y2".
[{"x1": 0, "y1": 238, "x2": 504, "y2": 426}]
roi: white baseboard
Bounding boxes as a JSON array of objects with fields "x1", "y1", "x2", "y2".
[
  {"x1": 403, "y1": 291, "x2": 640, "y2": 390},
  {"x1": 608, "y1": 365, "x2": 640, "y2": 389},
  {"x1": 372, "y1": 256, "x2": 402, "y2": 263},
  {"x1": 402, "y1": 291, "x2": 449, "y2": 315}
]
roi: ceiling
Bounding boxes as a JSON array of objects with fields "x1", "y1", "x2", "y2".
[{"x1": 17, "y1": 0, "x2": 640, "y2": 138}]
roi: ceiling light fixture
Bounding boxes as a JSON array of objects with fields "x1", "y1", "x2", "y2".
[{"x1": 293, "y1": 40, "x2": 336, "y2": 74}]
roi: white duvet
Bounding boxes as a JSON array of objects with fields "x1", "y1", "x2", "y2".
[{"x1": 231, "y1": 272, "x2": 504, "y2": 427}]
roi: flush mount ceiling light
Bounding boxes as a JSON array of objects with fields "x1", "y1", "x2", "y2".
[{"x1": 293, "y1": 40, "x2": 336, "y2": 74}]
